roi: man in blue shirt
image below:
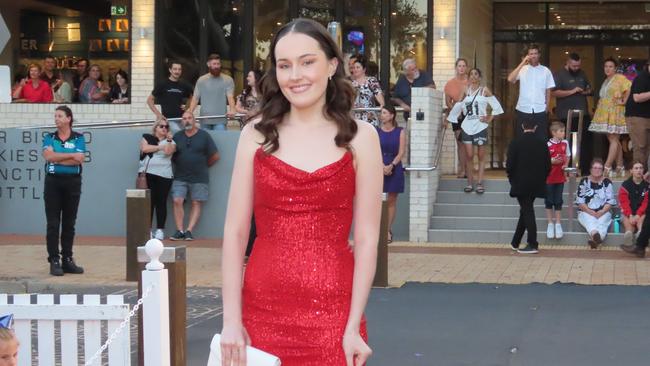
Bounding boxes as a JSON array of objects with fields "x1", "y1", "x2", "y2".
[
  {"x1": 391, "y1": 58, "x2": 436, "y2": 119},
  {"x1": 42, "y1": 106, "x2": 86, "y2": 276}
]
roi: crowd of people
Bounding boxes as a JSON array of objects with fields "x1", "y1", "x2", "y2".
[{"x1": 12, "y1": 56, "x2": 130, "y2": 104}]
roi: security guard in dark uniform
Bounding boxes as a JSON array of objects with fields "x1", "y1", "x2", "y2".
[{"x1": 42, "y1": 105, "x2": 85, "y2": 276}]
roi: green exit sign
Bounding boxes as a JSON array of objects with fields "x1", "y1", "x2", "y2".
[{"x1": 111, "y1": 5, "x2": 127, "y2": 16}]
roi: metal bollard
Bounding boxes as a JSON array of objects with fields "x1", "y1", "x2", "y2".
[
  {"x1": 373, "y1": 194, "x2": 389, "y2": 287},
  {"x1": 137, "y1": 246, "x2": 187, "y2": 366},
  {"x1": 565, "y1": 109, "x2": 584, "y2": 172},
  {"x1": 126, "y1": 189, "x2": 151, "y2": 281}
]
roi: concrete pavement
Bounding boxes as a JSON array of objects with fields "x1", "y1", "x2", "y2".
[{"x1": 1, "y1": 235, "x2": 649, "y2": 292}]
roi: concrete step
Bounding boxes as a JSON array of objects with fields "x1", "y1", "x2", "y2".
[
  {"x1": 427, "y1": 229, "x2": 626, "y2": 246},
  {"x1": 433, "y1": 203, "x2": 572, "y2": 218},
  {"x1": 438, "y1": 178, "x2": 624, "y2": 193},
  {"x1": 430, "y1": 216, "x2": 620, "y2": 233},
  {"x1": 437, "y1": 190, "x2": 574, "y2": 204}
]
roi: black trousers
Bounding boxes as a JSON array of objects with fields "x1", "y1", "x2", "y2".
[
  {"x1": 512, "y1": 196, "x2": 538, "y2": 248},
  {"x1": 516, "y1": 110, "x2": 548, "y2": 141},
  {"x1": 146, "y1": 173, "x2": 173, "y2": 229},
  {"x1": 44, "y1": 174, "x2": 82, "y2": 262},
  {"x1": 636, "y1": 212, "x2": 650, "y2": 249}
]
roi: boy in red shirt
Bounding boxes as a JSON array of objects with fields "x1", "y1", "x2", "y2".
[{"x1": 545, "y1": 121, "x2": 571, "y2": 239}]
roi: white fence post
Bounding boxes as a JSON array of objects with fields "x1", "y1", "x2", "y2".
[{"x1": 142, "y1": 238, "x2": 171, "y2": 366}]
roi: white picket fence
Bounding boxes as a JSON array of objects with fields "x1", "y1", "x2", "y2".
[{"x1": 0, "y1": 293, "x2": 131, "y2": 366}]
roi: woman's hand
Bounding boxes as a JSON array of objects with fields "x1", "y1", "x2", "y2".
[
  {"x1": 220, "y1": 323, "x2": 251, "y2": 366},
  {"x1": 383, "y1": 164, "x2": 393, "y2": 176},
  {"x1": 343, "y1": 330, "x2": 372, "y2": 366}
]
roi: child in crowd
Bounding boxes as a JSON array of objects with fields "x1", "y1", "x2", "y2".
[
  {"x1": 0, "y1": 315, "x2": 19, "y2": 366},
  {"x1": 618, "y1": 161, "x2": 649, "y2": 245},
  {"x1": 545, "y1": 121, "x2": 571, "y2": 239}
]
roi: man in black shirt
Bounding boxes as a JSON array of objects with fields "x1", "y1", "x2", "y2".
[
  {"x1": 147, "y1": 61, "x2": 193, "y2": 133},
  {"x1": 72, "y1": 58, "x2": 88, "y2": 102},
  {"x1": 624, "y1": 62, "x2": 650, "y2": 168},
  {"x1": 551, "y1": 52, "x2": 593, "y2": 174}
]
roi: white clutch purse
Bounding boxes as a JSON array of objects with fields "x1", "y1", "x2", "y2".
[{"x1": 207, "y1": 334, "x2": 281, "y2": 366}]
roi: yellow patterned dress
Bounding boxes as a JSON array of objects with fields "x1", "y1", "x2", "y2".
[{"x1": 589, "y1": 74, "x2": 631, "y2": 134}]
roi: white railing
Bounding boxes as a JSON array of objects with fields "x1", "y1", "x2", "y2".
[
  {"x1": 0, "y1": 293, "x2": 131, "y2": 366},
  {"x1": 0, "y1": 239, "x2": 170, "y2": 366}
]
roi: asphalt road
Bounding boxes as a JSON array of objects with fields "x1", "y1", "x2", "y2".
[{"x1": 26, "y1": 282, "x2": 650, "y2": 366}]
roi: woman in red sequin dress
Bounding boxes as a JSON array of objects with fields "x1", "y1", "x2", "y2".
[{"x1": 220, "y1": 19, "x2": 383, "y2": 366}]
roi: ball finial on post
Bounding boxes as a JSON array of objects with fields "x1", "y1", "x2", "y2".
[{"x1": 145, "y1": 239, "x2": 165, "y2": 270}]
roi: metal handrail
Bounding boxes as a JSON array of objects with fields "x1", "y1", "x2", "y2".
[
  {"x1": 404, "y1": 112, "x2": 446, "y2": 172},
  {"x1": 18, "y1": 107, "x2": 406, "y2": 130}
]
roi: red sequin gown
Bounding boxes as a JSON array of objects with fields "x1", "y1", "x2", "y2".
[{"x1": 242, "y1": 147, "x2": 367, "y2": 365}]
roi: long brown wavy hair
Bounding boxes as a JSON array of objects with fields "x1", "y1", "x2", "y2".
[{"x1": 253, "y1": 18, "x2": 357, "y2": 153}]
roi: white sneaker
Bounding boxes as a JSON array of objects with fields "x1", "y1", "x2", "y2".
[
  {"x1": 154, "y1": 229, "x2": 164, "y2": 240},
  {"x1": 546, "y1": 223, "x2": 555, "y2": 239},
  {"x1": 555, "y1": 223, "x2": 564, "y2": 239}
]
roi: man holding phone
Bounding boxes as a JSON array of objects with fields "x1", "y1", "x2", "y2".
[{"x1": 507, "y1": 44, "x2": 556, "y2": 141}]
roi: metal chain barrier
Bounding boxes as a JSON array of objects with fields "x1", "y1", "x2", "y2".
[{"x1": 83, "y1": 283, "x2": 155, "y2": 366}]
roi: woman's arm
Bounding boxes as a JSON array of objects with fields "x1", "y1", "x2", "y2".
[
  {"x1": 392, "y1": 129, "x2": 406, "y2": 165},
  {"x1": 345, "y1": 121, "x2": 382, "y2": 360},
  {"x1": 220, "y1": 123, "x2": 260, "y2": 365},
  {"x1": 140, "y1": 138, "x2": 161, "y2": 154}
]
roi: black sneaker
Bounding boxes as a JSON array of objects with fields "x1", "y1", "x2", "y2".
[
  {"x1": 510, "y1": 243, "x2": 520, "y2": 251},
  {"x1": 517, "y1": 245, "x2": 539, "y2": 254},
  {"x1": 184, "y1": 231, "x2": 194, "y2": 241},
  {"x1": 50, "y1": 258, "x2": 64, "y2": 276},
  {"x1": 620, "y1": 244, "x2": 646, "y2": 258},
  {"x1": 62, "y1": 257, "x2": 84, "y2": 274},
  {"x1": 170, "y1": 230, "x2": 185, "y2": 241}
]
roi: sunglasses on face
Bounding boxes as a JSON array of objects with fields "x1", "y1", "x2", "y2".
[{"x1": 158, "y1": 125, "x2": 169, "y2": 129}]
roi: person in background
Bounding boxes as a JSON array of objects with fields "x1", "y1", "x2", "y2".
[
  {"x1": 624, "y1": 60, "x2": 650, "y2": 169},
  {"x1": 618, "y1": 161, "x2": 648, "y2": 246},
  {"x1": 72, "y1": 58, "x2": 89, "y2": 102},
  {"x1": 551, "y1": 52, "x2": 592, "y2": 175},
  {"x1": 378, "y1": 103, "x2": 405, "y2": 243},
  {"x1": 41, "y1": 55, "x2": 62, "y2": 93},
  {"x1": 187, "y1": 53, "x2": 236, "y2": 130},
  {"x1": 447, "y1": 68, "x2": 504, "y2": 194},
  {"x1": 0, "y1": 318, "x2": 19, "y2": 366},
  {"x1": 350, "y1": 54, "x2": 384, "y2": 125},
  {"x1": 147, "y1": 60, "x2": 194, "y2": 133},
  {"x1": 576, "y1": 158, "x2": 616, "y2": 249},
  {"x1": 109, "y1": 70, "x2": 130, "y2": 104},
  {"x1": 444, "y1": 58, "x2": 469, "y2": 179},
  {"x1": 347, "y1": 53, "x2": 359, "y2": 77},
  {"x1": 78, "y1": 64, "x2": 109, "y2": 103},
  {"x1": 139, "y1": 119, "x2": 176, "y2": 240},
  {"x1": 12, "y1": 64, "x2": 53, "y2": 103},
  {"x1": 507, "y1": 44, "x2": 555, "y2": 140},
  {"x1": 235, "y1": 70, "x2": 262, "y2": 119},
  {"x1": 42, "y1": 106, "x2": 85, "y2": 276},
  {"x1": 507, "y1": 119, "x2": 551, "y2": 254},
  {"x1": 53, "y1": 69, "x2": 73, "y2": 103},
  {"x1": 170, "y1": 113, "x2": 220, "y2": 241},
  {"x1": 545, "y1": 121, "x2": 571, "y2": 240},
  {"x1": 589, "y1": 58, "x2": 631, "y2": 177},
  {"x1": 392, "y1": 58, "x2": 435, "y2": 119}
]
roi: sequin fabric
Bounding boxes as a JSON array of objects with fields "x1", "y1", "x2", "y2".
[{"x1": 242, "y1": 147, "x2": 368, "y2": 365}]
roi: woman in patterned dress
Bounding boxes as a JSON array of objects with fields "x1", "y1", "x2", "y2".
[
  {"x1": 589, "y1": 58, "x2": 632, "y2": 177},
  {"x1": 236, "y1": 70, "x2": 262, "y2": 121},
  {"x1": 350, "y1": 55, "x2": 384, "y2": 126}
]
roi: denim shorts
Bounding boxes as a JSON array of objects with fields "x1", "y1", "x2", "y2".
[
  {"x1": 461, "y1": 129, "x2": 488, "y2": 146},
  {"x1": 545, "y1": 183, "x2": 564, "y2": 210},
  {"x1": 171, "y1": 180, "x2": 209, "y2": 202}
]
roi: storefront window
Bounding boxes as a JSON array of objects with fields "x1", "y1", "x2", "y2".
[
  {"x1": 206, "y1": 0, "x2": 245, "y2": 92},
  {"x1": 156, "y1": 0, "x2": 201, "y2": 85},
  {"x1": 253, "y1": 0, "x2": 289, "y2": 71},
  {"x1": 389, "y1": 0, "x2": 428, "y2": 86},
  {"x1": 493, "y1": 3, "x2": 545, "y2": 31},
  {"x1": 344, "y1": 0, "x2": 381, "y2": 79},
  {"x1": 548, "y1": 2, "x2": 650, "y2": 30},
  {"x1": 299, "y1": 0, "x2": 335, "y2": 26},
  {"x1": 1, "y1": 0, "x2": 131, "y2": 104}
]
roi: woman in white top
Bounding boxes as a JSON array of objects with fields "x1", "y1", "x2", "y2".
[
  {"x1": 448, "y1": 68, "x2": 504, "y2": 194},
  {"x1": 139, "y1": 119, "x2": 176, "y2": 239}
]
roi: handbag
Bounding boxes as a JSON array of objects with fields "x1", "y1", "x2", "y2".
[
  {"x1": 136, "y1": 156, "x2": 150, "y2": 189},
  {"x1": 207, "y1": 334, "x2": 281, "y2": 366}
]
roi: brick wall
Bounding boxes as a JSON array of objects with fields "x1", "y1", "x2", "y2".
[
  {"x1": 0, "y1": 0, "x2": 155, "y2": 128},
  {"x1": 409, "y1": 88, "x2": 443, "y2": 242}
]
